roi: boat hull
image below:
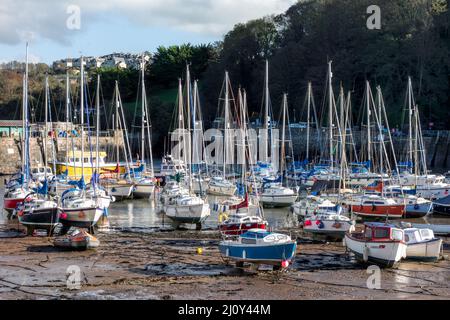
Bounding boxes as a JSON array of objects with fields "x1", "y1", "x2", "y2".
[
  {"x1": 303, "y1": 220, "x2": 354, "y2": 239},
  {"x1": 406, "y1": 238, "x2": 442, "y2": 261},
  {"x1": 404, "y1": 202, "x2": 432, "y2": 218},
  {"x1": 58, "y1": 207, "x2": 104, "y2": 229},
  {"x1": 259, "y1": 195, "x2": 297, "y2": 208},
  {"x1": 165, "y1": 203, "x2": 210, "y2": 224},
  {"x1": 104, "y1": 184, "x2": 134, "y2": 201},
  {"x1": 350, "y1": 204, "x2": 405, "y2": 219},
  {"x1": 3, "y1": 197, "x2": 26, "y2": 212},
  {"x1": 219, "y1": 241, "x2": 297, "y2": 266},
  {"x1": 207, "y1": 185, "x2": 236, "y2": 196},
  {"x1": 219, "y1": 222, "x2": 268, "y2": 236},
  {"x1": 18, "y1": 207, "x2": 59, "y2": 231},
  {"x1": 344, "y1": 235, "x2": 406, "y2": 267},
  {"x1": 133, "y1": 184, "x2": 155, "y2": 198}
]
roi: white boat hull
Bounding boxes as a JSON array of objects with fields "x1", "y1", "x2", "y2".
[
  {"x1": 406, "y1": 238, "x2": 442, "y2": 261},
  {"x1": 165, "y1": 203, "x2": 210, "y2": 224},
  {"x1": 260, "y1": 194, "x2": 297, "y2": 207},
  {"x1": 344, "y1": 235, "x2": 407, "y2": 267},
  {"x1": 133, "y1": 184, "x2": 155, "y2": 198},
  {"x1": 208, "y1": 184, "x2": 236, "y2": 196}
]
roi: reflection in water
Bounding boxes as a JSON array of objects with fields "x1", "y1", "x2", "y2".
[{"x1": 0, "y1": 178, "x2": 449, "y2": 233}]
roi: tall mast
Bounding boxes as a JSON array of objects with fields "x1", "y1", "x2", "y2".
[
  {"x1": 115, "y1": 81, "x2": 120, "y2": 179},
  {"x1": 95, "y1": 74, "x2": 100, "y2": 176},
  {"x1": 224, "y1": 71, "x2": 229, "y2": 179},
  {"x1": 23, "y1": 43, "x2": 30, "y2": 184},
  {"x1": 280, "y1": 94, "x2": 287, "y2": 174},
  {"x1": 177, "y1": 78, "x2": 185, "y2": 164},
  {"x1": 140, "y1": 55, "x2": 146, "y2": 163},
  {"x1": 306, "y1": 82, "x2": 312, "y2": 160},
  {"x1": 65, "y1": 69, "x2": 70, "y2": 166},
  {"x1": 44, "y1": 75, "x2": 49, "y2": 181},
  {"x1": 264, "y1": 60, "x2": 269, "y2": 163},
  {"x1": 407, "y1": 76, "x2": 413, "y2": 170},
  {"x1": 328, "y1": 61, "x2": 333, "y2": 171},
  {"x1": 80, "y1": 56, "x2": 85, "y2": 180},
  {"x1": 366, "y1": 81, "x2": 371, "y2": 167}
]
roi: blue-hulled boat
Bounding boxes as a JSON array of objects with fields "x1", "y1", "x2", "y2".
[{"x1": 219, "y1": 229, "x2": 297, "y2": 270}]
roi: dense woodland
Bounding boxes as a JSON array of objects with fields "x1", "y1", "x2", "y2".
[{"x1": 0, "y1": 0, "x2": 449, "y2": 155}]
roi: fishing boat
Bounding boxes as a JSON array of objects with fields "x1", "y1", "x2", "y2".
[
  {"x1": 219, "y1": 228, "x2": 297, "y2": 270},
  {"x1": 54, "y1": 228, "x2": 100, "y2": 250},
  {"x1": 403, "y1": 227, "x2": 442, "y2": 261},
  {"x1": 344, "y1": 222, "x2": 407, "y2": 267}
]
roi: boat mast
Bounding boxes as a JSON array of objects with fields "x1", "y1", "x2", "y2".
[
  {"x1": 407, "y1": 76, "x2": 413, "y2": 172},
  {"x1": 115, "y1": 81, "x2": 120, "y2": 179},
  {"x1": 80, "y1": 56, "x2": 85, "y2": 182},
  {"x1": 366, "y1": 81, "x2": 371, "y2": 170},
  {"x1": 264, "y1": 60, "x2": 269, "y2": 163},
  {"x1": 44, "y1": 75, "x2": 49, "y2": 183},
  {"x1": 328, "y1": 61, "x2": 334, "y2": 171},
  {"x1": 306, "y1": 82, "x2": 312, "y2": 161},
  {"x1": 141, "y1": 55, "x2": 145, "y2": 164},
  {"x1": 95, "y1": 74, "x2": 100, "y2": 176},
  {"x1": 280, "y1": 93, "x2": 287, "y2": 176},
  {"x1": 142, "y1": 56, "x2": 154, "y2": 176},
  {"x1": 65, "y1": 68, "x2": 70, "y2": 167},
  {"x1": 23, "y1": 43, "x2": 30, "y2": 185},
  {"x1": 186, "y1": 64, "x2": 192, "y2": 191},
  {"x1": 224, "y1": 71, "x2": 229, "y2": 179}
]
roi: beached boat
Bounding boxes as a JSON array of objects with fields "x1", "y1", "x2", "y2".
[
  {"x1": 259, "y1": 184, "x2": 297, "y2": 207},
  {"x1": 344, "y1": 222, "x2": 407, "y2": 267},
  {"x1": 133, "y1": 177, "x2": 156, "y2": 198},
  {"x1": 403, "y1": 227, "x2": 442, "y2": 261},
  {"x1": 17, "y1": 196, "x2": 58, "y2": 235},
  {"x1": 54, "y1": 228, "x2": 100, "y2": 250},
  {"x1": 291, "y1": 195, "x2": 337, "y2": 219},
  {"x1": 219, "y1": 228, "x2": 297, "y2": 270},
  {"x1": 164, "y1": 194, "x2": 210, "y2": 228},
  {"x1": 303, "y1": 208, "x2": 355, "y2": 239}
]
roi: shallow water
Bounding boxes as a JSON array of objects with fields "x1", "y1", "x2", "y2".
[{"x1": 0, "y1": 177, "x2": 449, "y2": 232}]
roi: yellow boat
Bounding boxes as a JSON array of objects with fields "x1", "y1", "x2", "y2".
[{"x1": 54, "y1": 150, "x2": 127, "y2": 180}]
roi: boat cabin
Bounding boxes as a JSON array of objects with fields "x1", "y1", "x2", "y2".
[
  {"x1": 361, "y1": 223, "x2": 405, "y2": 242},
  {"x1": 404, "y1": 228, "x2": 435, "y2": 245}
]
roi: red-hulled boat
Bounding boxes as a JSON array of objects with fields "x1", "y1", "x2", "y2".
[
  {"x1": 218, "y1": 194, "x2": 268, "y2": 236},
  {"x1": 347, "y1": 195, "x2": 405, "y2": 218},
  {"x1": 3, "y1": 187, "x2": 31, "y2": 214}
]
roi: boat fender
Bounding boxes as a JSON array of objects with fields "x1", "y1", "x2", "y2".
[
  {"x1": 414, "y1": 204, "x2": 419, "y2": 210},
  {"x1": 318, "y1": 221, "x2": 325, "y2": 229},
  {"x1": 304, "y1": 220, "x2": 312, "y2": 226},
  {"x1": 372, "y1": 204, "x2": 376, "y2": 212},
  {"x1": 363, "y1": 245, "x2": 369, "y2": 262},
  {"x1": 332, "y1": 222, "x2": 342, "y2": 229}
]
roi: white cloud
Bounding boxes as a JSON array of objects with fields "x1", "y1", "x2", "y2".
[{"x1": 0, "y1": 0, "x2": 296, "y2": 45}]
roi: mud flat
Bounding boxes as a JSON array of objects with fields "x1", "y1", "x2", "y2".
[{"x1": 0, "y1": 223, "x2": 449, "y2": 300}]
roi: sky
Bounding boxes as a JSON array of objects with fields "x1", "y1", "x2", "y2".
[{"x1": 0, "y1": 0, "x2": 296, "y2": 64}]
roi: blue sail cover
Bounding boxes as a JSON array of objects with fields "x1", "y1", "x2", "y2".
[
  {"x1": 35, "y1": 180, "x2": 48, "y2": 195},
  {"x1": 90, "y1": 171, "x2": 100, "y2": 185},
  {"x1": 398, "y1": 161, "x2": 413, "y2": 168}
]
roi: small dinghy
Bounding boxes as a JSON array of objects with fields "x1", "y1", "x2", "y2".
[
  {"x1": 54, "y1": 228, "x2": 100, "y2": 250},
  {"x1": 344, "y1": 222, "x2": 407, "y2": 267},
  {"x1": 219, "y1": 228, "x2": 297, "y2": 270},
  {"x1": 403, "y1": 227, "x2": 442, "y2": 261}
]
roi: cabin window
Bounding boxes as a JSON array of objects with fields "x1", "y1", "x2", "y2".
[
  {"x1": 392, "y1": 229, "x2": 403, "y2": 241},
  {"x1": 32, "y1": 169, "x2": 38, "y2": 174},
  {"x1": 241, "y1": 238, "x2": 256, "y2": 244},
  {"x1": 75, "y1": 158, "x2": 80, "y2": 162},
  {"x1": 46, "y1": 168, "x2": 52, "y2": 173},
  {"x1": 39, "y1": 168, "x2": 45, "y2": 173},
  {"x1": 364, "y1": 227, "x2": 372, "y2": 238},
  {"x1": 84, "y1": 158, "x2": 89, "y2": 163},
  {"x1": 162, "y1": 166, "x2": 168, "y2": 170},
  {"x1": 373, "y1": 228, "x2": 389, "y2": 239},
  {"x1": 420, "y1": 229, "x2": 431, "y2": 240}
]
